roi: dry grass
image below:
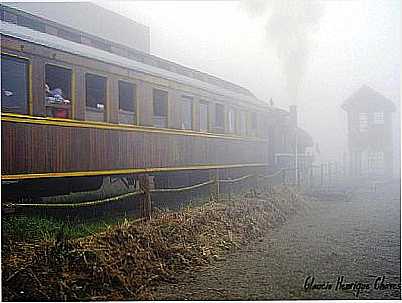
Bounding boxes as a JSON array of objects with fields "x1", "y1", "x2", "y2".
[{"x1": 2, "y1": 186, "x2": 305, "y2": 301}]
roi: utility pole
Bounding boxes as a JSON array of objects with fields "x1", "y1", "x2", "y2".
[{"x1": 295, "y1": 130, "x2": 299, "y2": 186}]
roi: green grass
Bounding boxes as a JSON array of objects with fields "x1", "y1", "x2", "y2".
[{"x1": 2, "y1": 214, "x2": 128, "y2": 242}]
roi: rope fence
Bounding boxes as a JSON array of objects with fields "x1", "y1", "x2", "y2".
[{"x1": 4, "y1": 167, "x2": 317, "y2": 214}]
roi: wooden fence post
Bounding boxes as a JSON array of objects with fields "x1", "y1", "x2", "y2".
[{"x1": 139, "y1": 174, "x2": 152, "y2": 220}]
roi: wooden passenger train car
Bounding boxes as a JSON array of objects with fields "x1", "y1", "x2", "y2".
[{"x1": 1, "y1": 6, "x2": 273, "y2": 200}]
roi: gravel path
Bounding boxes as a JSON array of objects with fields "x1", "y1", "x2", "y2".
[{"x1": 152, "y1": 185, "x2": 401, "y2": 300}]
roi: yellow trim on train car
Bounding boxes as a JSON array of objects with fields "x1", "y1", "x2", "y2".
[
  {"x1": 1, "y1": 163, "x2": 268, "y2": 180},
  {"x1": 1, "y1": 113, "x2": 268, "y2": 142}
]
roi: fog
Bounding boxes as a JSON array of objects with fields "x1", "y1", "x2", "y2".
[{"x1": 98, "y1": 0, "x2": 400, "y2": 165}]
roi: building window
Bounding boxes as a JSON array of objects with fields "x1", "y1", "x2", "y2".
[
  {"x1": 86, "y1": 73, "x2": 107, "y2": 122},
  {"x1": 215, "y1": 103, "x2": 224, "y2": 129},
  {"x1": 181, "y1": 96, "x2": 193, "y2": 130},
  {"x1": 153, "y1": 89, "x2": 168, "y2": 128},
  {"x1": 239, "y1": 110, "x2": 246, "y2": 135},
  {"x1": 199, "y1": 101, "x2": 209, "y2": 132},
  {"x1": 373, "y1": 112, "x2": 384, "y2": 125},
  {"x1": 359, "y1": 112, "x2": 369, "y2": 132},
  {"x1": 1, "y1": 54, "x2": 29, "y2": 115},
  {"x1": 228, "y1": 107, "x2": 236, "y2": 133},
  {"x1": 45, "y1": 64, "x2": 72, "y2": 118},
  {"x1": 118, "y1": 81, "x2": 136, "y2": 125},
  {"x1": 368, "y1": 151, "x2": 384, "y2": 173}
]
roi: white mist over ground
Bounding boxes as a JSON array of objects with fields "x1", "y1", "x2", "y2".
[{"x1": 97, "y1": 0, "x2": 400, "y2": 165}]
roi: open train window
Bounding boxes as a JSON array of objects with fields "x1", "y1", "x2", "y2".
[
  {"x1": 181, "y1": 96, "x2": 193, "y2": 130},
  {"x1": 215, "y1": 103, "x2": 224, "y2": 129},
  {"x1": 1, "y1": 54, "x2": 29, "y2": 115},
  {"x1": 45, "y1": 64, "x2": 72, "y2": 118},
  {"x1": 199, "y1": 101, "x2": 209, "y2": 132},
  {"x1": 153, "y1": 89, "x2": 168, "y2": 128},
  {"x1": 118, "y1": 80, "x2": 137, "y2": 125},
  {"x1": 86, "y1": 73, "x2": 107, "y2": 122}
]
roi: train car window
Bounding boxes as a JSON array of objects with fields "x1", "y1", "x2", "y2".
[
  {"x1": 58, "y1": 28, "x2": 81, "y2": 44},
  {"x1": 85, "y1": 73, "x2": 107, "y2": 122},
  {"x1": 118, "y1": 80, "x2": 137, "y2": 125},
  {"x1": 228, "y1": 108, "x2": 236, "y2": 133},
  {"x1": 181, "y1": 96, "x2": 193, "y2": 130},
  {"x1": 1, "y1": 54, "x2": 29, "y2": 115},
  {"x1": 0, "y1": 6, "x2": 5, "y2": 21},
  {"x1": 199, "y1": 101, "x2": 209, "y2": 132},
  {"x1": 45, "y1": 64, "x2": 72, "y2": 118},
  {"x1": 251, "y1": 112, "x2": 257, "y2": 129},
  {"x1": 239, "y1": 110, "x2": 247, "y2": 136},
  {"x1": 250, "y1": 112, "x2": 257, "y2": 136},
  {"x1": 215, "y1": 103, "x2": 224, "y2": 129},
  {"x1": 91, "y1": 38, "x2": 112, "y2": 52},
  {"x1": 3, "y1": 11, "x2": 17, "y2": 24},
  {"x1": 17, "y1": 15, "x2": 45, "y2": 32},
  {"x1": 153, "y1": 89, "x2": 168, "y2": 128}
]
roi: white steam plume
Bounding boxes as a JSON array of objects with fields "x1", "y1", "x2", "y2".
[{"x1": 242, "y1": 0, "x2": 323, "y2": 104}]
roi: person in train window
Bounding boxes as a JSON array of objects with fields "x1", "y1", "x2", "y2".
[
  {"x1": 45, "y1": 83, "x2": 70, "y2": 118},
  {"x1": 45, "y1": 83, "x2": 70, "y2": 104}
]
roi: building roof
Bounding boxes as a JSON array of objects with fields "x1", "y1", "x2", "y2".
[
  {"x1": 0, "y1": 21, "x2": 266, "y2": 107},
  {"x1": 342, "y1": 85, "x2": 396, "y2": 112}
]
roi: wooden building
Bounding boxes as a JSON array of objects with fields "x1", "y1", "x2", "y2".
[{"x1": 342, "y1": 85, "x2": 396, "y2": 178}]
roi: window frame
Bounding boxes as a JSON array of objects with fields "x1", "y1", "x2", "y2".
[
  {"x1": 227, "y1": 107, "x2": 236, "y2": 134},
  {"x1": 44, "y1": 62, "x2": 74, "y2": 118},
  {"x1": 238, "y1": 110, "x2": 247, "y2": 136},
  {"x1": 367, "y1": 151, "x2": 385, "y2": 172},
  {"x1": 1, "y1": 52, "x2": 32, "y2": 116},
  {"x1": 84, "y1": 72, "x2": 108, "y2": 122},
  {"x1": 358, "y1": 112, "x2": 369, "y2": 132},
  {"x1": 199, "y1": 100, "x2": 209, "y2": 133},
  {"x1": 373, "y1": 112, "x2": 384, "y2": 125},
  {"x1": 117, "y1": 79, "x2": 137, "y2": 125},
  {"x1": 152, "y1": 88, "x2": 169, "y2": 128},
  {"x1": 214, "y1": 103, "x2": 225, "y2": 129},
  {"x1": 180, "y1": 95, "x2": 194, "y2": 130}
]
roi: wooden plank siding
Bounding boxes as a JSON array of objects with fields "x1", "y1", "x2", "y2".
[{"x1": 1, "y1": 118, "x2": 269, "y2": 178}]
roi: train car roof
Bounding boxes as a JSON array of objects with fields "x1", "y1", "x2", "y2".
[{"x1": 1, "y1": 21, "x2": 268, "y2": 108}]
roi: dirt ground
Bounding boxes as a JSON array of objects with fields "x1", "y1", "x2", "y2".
[{"x1": 152, "y1": 185, "x2": 401, "y2": 300}]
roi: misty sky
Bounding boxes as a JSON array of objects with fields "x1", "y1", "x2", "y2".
[{"x1": 98, "y1": 0, "x2": 400, "y2": 163}]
